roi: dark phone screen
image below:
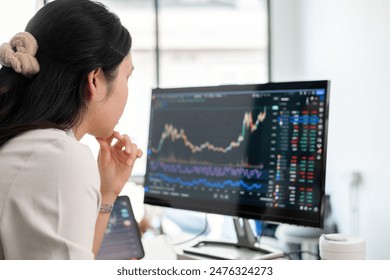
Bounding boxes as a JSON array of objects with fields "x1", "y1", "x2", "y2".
[{"x1": 96, "y1": 196, "x2": 144, "y2": 260}]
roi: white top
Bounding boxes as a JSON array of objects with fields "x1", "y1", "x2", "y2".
[{"x1": 0, "y1": 129, "x2": 100, "y2": 259}]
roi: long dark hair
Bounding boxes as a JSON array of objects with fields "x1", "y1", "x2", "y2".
[{"x1": 0, "y1": 0, "x2": 132, "y2": 148}]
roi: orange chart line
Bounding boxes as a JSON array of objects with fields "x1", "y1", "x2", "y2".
[{"x1": 152, "y1": 108, "x2": 267, "y2": 154}]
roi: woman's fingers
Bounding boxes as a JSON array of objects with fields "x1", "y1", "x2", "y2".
[
  {"x1": 112, "y1": 133, "x2": 130, "y2": 152},
  {"x1": 136, "y1": 148, "x2": 143, "y2": 158},
  {"x1": 97, "y1": 131, "x2": 142, "y2": 168},
  {"x1": 121, "y1": 134, "x2": 133, "y2": 155},
  {"x1": 108, "y1": 132, "x2": 143, "y2": 162}
]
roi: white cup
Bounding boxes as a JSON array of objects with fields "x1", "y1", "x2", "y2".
[{"x1": 319, "y1": 234, "x2": 365, "y2": 260}]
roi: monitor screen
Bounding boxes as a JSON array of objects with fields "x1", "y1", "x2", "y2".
[{"x1": 144, "y1": 81, "x2": 330, "y2": 228}]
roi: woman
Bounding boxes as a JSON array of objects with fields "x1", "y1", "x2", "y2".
[{"x1": 0, "y1": 0, "x2": 142, "y2": 259}]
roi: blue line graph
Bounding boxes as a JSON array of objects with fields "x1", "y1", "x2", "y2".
[
  {"x1": 150, "y1": 160, "x2": 267, "y2": 180},
  {"x1": 149, "y1": 173, "x2": 263, "y2": 191}
]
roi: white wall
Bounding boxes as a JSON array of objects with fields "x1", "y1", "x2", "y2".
[{"x1": 271, "y1": 0, "x2": 390, "y2": 259}]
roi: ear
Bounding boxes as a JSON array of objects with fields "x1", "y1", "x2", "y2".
[{"x1": 86, "y1": 68, "x2": 104, "y2": 101}]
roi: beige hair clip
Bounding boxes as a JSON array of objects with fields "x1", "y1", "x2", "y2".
[{"x1": 0, "y1": 32, "x2": 40, "y2": 77}]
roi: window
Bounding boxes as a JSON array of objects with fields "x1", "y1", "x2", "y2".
[
  {"x1": 93, "y1": 0, "x2": 269, "y2": 177},
  {"x1": 0, "y1": 1, "x2": 38, "y2": 46},
  {"x1": 159, "y1": 0, "x2": 269, "y2": 87}
]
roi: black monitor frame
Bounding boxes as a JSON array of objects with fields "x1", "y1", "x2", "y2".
[{"x1": 144, "y1": 80, "x2": 330, "y2": 229}]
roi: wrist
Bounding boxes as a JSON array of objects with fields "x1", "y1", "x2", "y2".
[
  {"x1": 100, "y1": 203, "x2": 114, "y2": 213},
  {"x1": 100, "y1": 190, "x2": 118, "y2": 205},
  {"x1": 99, "y1": 191, "x2": 118, "y2": 214}
]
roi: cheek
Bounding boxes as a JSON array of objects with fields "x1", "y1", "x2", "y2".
[
  {"x1": 115, "y1": 81, "x2": 128, "y2": 116},
  {"x1": 120, "y1": 82, "x2": 129, "y2": 109}
]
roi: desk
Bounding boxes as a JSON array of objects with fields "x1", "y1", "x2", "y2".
[
  {"x1": 142, "y1": 235, "x2": 177, "y2": 260},
  {"x1": 142, "y1": 234, "x2": 284, "y2": 260}
]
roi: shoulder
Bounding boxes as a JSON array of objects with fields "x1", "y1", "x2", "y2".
[
  {"x1": 0, "y1": 128, "x2": 99, "y2": 188},
  {"x1": 6, "y1": 128, "x2": 93, "y2": 162},
  {"x1": 16, "y1": 128, "x2": 90, "y2": 155}
]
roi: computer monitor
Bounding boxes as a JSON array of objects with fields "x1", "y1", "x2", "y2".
[{"x1": 143, "y1": 80, "x2": 330, "y2": 258}]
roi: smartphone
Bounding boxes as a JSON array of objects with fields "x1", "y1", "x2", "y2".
[{"x1": 96, "y1": 195, "x2": 145, "y2": 260}]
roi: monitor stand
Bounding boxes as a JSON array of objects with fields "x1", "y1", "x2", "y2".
[{"x1": 182, "y1": 218, "x2": 284, "y2": 260}]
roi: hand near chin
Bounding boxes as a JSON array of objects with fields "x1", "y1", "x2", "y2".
[{"x1": 96, "y1": 131, "x2": 142, "y2": 198}]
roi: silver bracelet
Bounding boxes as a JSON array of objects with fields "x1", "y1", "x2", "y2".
[{"x1": 100, "y1": 203, "x2": 114, "y2": 213}]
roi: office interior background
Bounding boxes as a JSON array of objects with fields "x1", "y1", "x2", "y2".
[{"x1": 1, "y1": 0, "x2": 390, "y2": 259}]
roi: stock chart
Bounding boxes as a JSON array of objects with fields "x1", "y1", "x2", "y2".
[{"x1": 145, "y1": 87, "x2": 326, "y2": 214}]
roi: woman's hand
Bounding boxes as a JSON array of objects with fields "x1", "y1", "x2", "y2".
[{"x1": 96, "y1": 131, "x2": 142, "y2": 199}]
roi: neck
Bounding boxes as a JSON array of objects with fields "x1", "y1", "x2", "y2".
[{"x1": 72, "y1": 120, "x2": 89, "y2": 141}]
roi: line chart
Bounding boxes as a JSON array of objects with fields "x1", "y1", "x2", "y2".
[
  {"x1": 150, "y1": 173, "x2": 264, "y2": 191},
  {"x1": 151, "y1": 107, "x2": 267, "y2": 155},
  {"x1": 149, "y1": 160, "x2": 267, "y2": 180}
]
